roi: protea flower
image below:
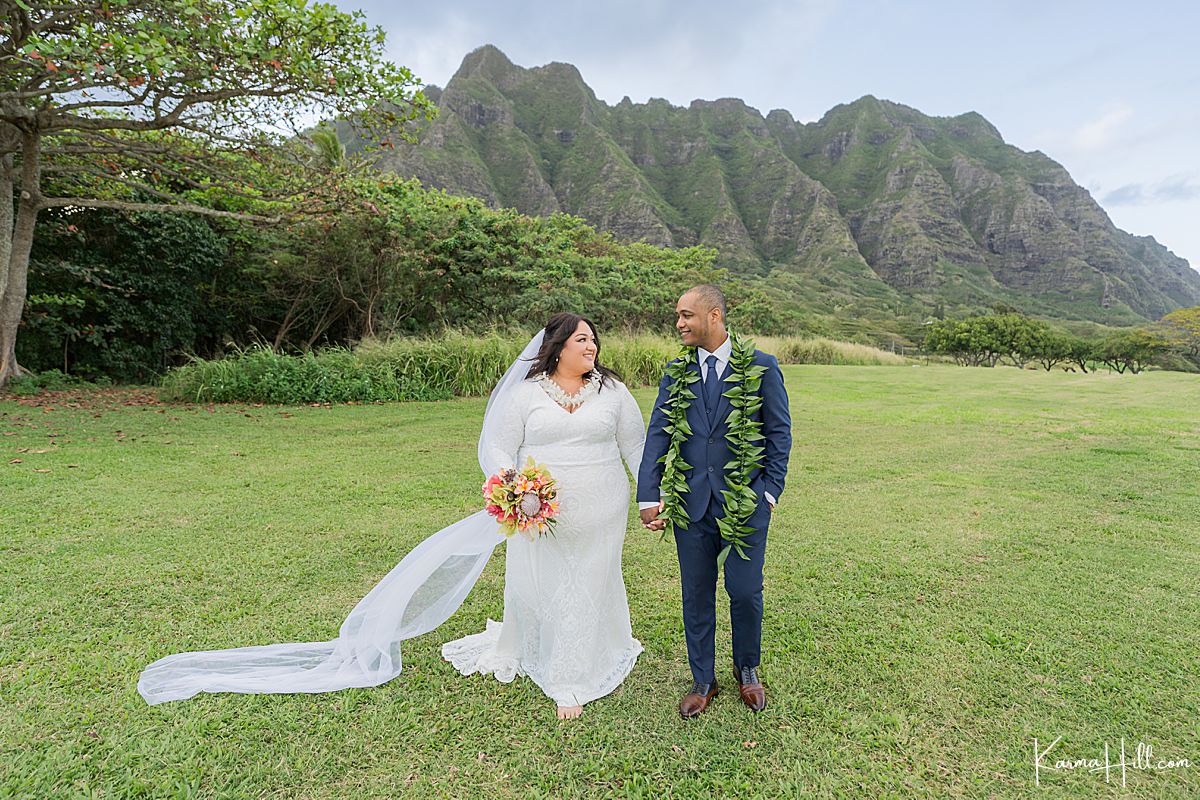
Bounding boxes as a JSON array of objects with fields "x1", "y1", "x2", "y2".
[{"x1": 519, "y1": 491, "x2": 542, "y2": 517}]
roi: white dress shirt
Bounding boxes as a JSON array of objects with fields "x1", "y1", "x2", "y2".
[
  {"x1": 640, "y1": 335, "x2": 776, "y2": 511},
  {"x1": 698, "y1": 335, "x2": 733, "y2": 384}
]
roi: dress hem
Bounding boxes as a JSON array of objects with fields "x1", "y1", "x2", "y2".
[{"x1": 441, "y1": 619, "x2": 644, "y2": 707}]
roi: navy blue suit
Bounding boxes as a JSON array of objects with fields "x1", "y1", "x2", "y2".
[{"x1": 637, "y1": 349, "x2": 792, "y2": 684}]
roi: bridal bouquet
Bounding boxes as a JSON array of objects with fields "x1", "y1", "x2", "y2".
[{"x1": 483, "y1": 456, "x2": 560, "y2": 539}]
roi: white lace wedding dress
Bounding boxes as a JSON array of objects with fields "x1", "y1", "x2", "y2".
[{"x1": 441, "y1": 374, "x2": 646, "y2": 707}]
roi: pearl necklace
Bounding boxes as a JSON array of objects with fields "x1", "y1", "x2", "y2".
[{"x1": 534, "y1": 371, "x2": 602, "y2": 411}]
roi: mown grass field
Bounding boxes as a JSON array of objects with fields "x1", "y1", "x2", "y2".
[{"x1": 2, "y1": 365, "x2": 1198, "y2": 798}]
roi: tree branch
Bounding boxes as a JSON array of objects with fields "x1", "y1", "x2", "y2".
[
  {"x1": 55, "y1": 84, "x2": 155, "y2": 112},
  {"x1": 38, "y1": 196, "x2": 280, "y2": 222}
]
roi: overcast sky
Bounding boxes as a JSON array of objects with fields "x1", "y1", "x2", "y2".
[{"x1": 337, "y1": 0, "x2": 1199, "y2": 272}]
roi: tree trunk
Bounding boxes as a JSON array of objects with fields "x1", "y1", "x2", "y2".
[
  {"x1": 0, "y1": 132, "x2": 41, "y2": 388},
  {"x1": 0, "y1": 153, "x2": 12, "y2": 305}
]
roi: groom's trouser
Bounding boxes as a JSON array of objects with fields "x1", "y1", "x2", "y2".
[{"x1": 674, "y1": 492, "x2": 770, "y2": 685}]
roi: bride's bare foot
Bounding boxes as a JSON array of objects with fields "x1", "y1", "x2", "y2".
[{"x1": 556, "y1": 704, "x2": 583, "y2": 720}]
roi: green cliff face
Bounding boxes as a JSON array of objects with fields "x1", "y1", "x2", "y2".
[{"x1": 365, "y1": 46, "x2": 1200, "y2": 324}]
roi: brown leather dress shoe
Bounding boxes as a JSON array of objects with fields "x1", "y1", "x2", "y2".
[
  {"x1": 679, "y1": 680, "x2": 719, "y2": 718},
  {"x1": 735, "y1": 666, "x2": 766, "y2": 712}
]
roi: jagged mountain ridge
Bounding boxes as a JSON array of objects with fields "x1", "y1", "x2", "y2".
[{"x1": 353, "y1": 45, "x2": 1200, "y2": 324}]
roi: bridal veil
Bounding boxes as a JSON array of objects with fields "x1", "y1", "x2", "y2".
[{"x1": 137, "y1": 330, "x2": 546, "y2": 704}]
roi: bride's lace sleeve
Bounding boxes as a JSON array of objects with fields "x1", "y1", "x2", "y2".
[
  {"x1": 480, "y1": 383, "x2": 527, "y2": 476},
  {"x1": 615, "y1": 381, "x2": 646, "y2": 485}
]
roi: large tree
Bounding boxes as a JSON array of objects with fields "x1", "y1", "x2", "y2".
[
  {"x1": 0, "y1": 0, "x2": 433, "y2": 386},
  {"x1": 1158, "y1": 306, "x2": 1200, "y2": 362}
]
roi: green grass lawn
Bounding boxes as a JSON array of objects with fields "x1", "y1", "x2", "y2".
[{"x1": 2, "y1": 365, "x2": 1198, "y2": 798}]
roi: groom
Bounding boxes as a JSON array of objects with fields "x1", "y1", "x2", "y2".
[{"x1": 638, "y1": 284, "x2": 791, "y2": 718}]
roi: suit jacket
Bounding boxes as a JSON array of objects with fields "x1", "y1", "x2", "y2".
[{"x1": 637, "y1": 348, "x2": 791, "y2": 523}]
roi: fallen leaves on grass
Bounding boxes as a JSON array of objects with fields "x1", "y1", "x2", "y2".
[{"x1": 7, "y1": 387, "x2": 167, "y2": 410}]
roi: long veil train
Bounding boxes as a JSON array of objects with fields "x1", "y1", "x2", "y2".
[{"x1": 137, "y1": 331, "x2": 546, "y2": 705}]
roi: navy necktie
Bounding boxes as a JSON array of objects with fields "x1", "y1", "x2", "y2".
[{"x1": 703, "y1": 354, "x2": 720, "y2": 414}]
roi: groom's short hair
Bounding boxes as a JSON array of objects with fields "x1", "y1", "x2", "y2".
[{"x1": 687, "y1": 284, "x2": 727, "y2": 321}]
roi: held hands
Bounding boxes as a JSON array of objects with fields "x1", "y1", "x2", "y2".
[
  {"x1": 640, "y1": 500, "x2": 666, "y2": 532},
  {"x1": 641, "y1": 498, "x2": 775, "y2": 531}
]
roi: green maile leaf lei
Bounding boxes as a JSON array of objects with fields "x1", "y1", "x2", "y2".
[{"x1": 658, "y1": 331, "x2": 768, "y2": 566}]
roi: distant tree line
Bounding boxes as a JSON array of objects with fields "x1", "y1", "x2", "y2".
[{"x1": 922, "y1": 311, "x2": 1200, "y2": 374}]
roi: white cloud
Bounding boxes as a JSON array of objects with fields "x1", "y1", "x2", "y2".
[
  {"x1": 380, "y1": 12, "x2": 487, "y2": 89},
  {"x1": 1072, "y1": 103, "x2": 1134, "y2": 151},
  {"x1": 1103, "y1": 173, "x2": 1200, "y2": 207},
  {"x1": 364, "y1": 0, "x2": 841, "y2": 109}
]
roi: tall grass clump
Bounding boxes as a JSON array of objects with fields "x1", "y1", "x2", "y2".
[
  {"x1": 593, "y1": 332, "x2": 908, "y2": 381},
  {"x1": 600, "y1": 332, "x2": 677, "y2": 386},
  {"x1": 354, "y1": 332, "x2": 526, "y2": 399},
  {"x1": 758, "y1": 336, "x2": 907, "y2": 366},
  {"x1": 160, "y1": 346, "x2": 390, "y2": 404},
  {"x1": 161, "y1": 331, "x2": 906, "y2": 404}
]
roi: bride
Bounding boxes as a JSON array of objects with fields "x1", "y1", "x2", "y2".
[{"x1": 138, "y1": 312, "x2": 646, "y2": 720}]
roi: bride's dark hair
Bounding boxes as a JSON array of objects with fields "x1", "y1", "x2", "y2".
[{"x1": 525, "y1": 312, "x2": 623, "y2": 389}]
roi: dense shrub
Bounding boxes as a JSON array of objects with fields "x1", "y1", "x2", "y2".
[
  {"x1": 17, "y1": 208, "x2": 251, "y2": 382},
  {"x1": 253, "y1": 180, "x2": 723, "y2": 349}
]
